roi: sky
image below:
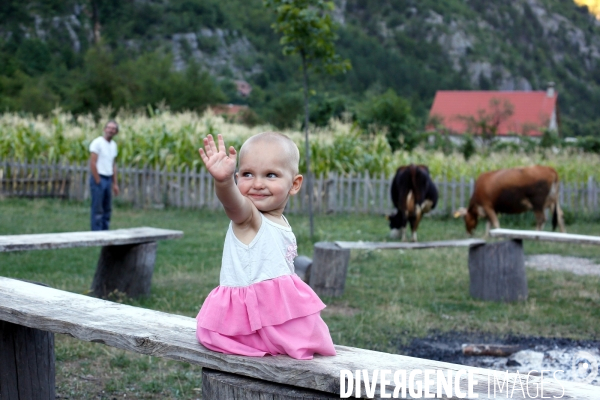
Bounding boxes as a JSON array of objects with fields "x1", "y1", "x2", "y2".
[{"x1": 574, "y1": 0, "x2": 600, "y2": 19}]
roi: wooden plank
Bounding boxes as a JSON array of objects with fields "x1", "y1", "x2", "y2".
[
  {"x1": 459, "y1": 176, "x2": 465, "y2": 208},
  {"x1": 0, "y1": 277, "x2": 592, "y2": 399},
  {"x1": 184, "y1": 166, "x2": 190, "y2": 208},
  {"x1": 588, "y1": 177, "x2": 593, "y2": 212},
  {"x1": 155, "y1": 165, "x2": 161, "y2": 205},
  {"x1": 32, "y1": 159, "x2": 39, "y2": 197},
  {"x1": 581, "y1": 181, "x2": 585, "y2": 212},
  {"x1": 67, "y1": 163, "x2": 73, "y2": 200},
  {"x1": 78, "y1": 162, "x2": 83, "y2": 200},
  {"x1": 348, "y1": 174, "x2": 354, "y2": 212},
  {"x1": 451, "y1": 178, "x2": 456, "y2": 214},
  {"x1": 199, "y1": 168, "x2": 206, "y2": 207},
  {"x1": 593, "y1": 179, "x2": 598, "y2": 212},
  {"x1": 133, "y1": 166, "x2": 140, "y2": 208},
  {"x1": 354, "y1": 173, "x2": 360, "y2": 212},
  {"x1": 378, "y1": 172, "x2": 385, "y2": 214},
  {"x1": 339, "y1": 175, "x2": 345, "y2": 212},
  {"x1": 363, "y1": 171, "x2": 368, "y2": 213},
  {"x1": 194, "y1": 169, "x2": 200, "y2": 208},
  {"x1": 0, "y1": 227, "x2": 183, "y2": 252},
  {"x1": 165, "y1": 167, "x2": 171, "y2": 207},
  {"x1": 334, "y1": 239, "x2": 486, "y2": 250},
  {"x1": 141, "y1": 166, "x2": 148, "y2": 207},
  {"x1": 490, "y1": 228, "x2": 600, "y2": 245},
  {"x1": 443, "y1": 177, "x2": 448, "y2": 214},
  {"x1": 177, "y1": 166, "x2": 183, "y2": 208},
  {"x1": 327, "y1": 173, "x2": 337, "y2": 213},
  {"x1": 569, "y1": 182, "x2": 573, "y2": 211},
  {"x1": 317, "y1": 173, "x2": 324, "y2": 213}
]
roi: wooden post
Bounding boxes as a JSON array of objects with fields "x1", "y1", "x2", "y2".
[
  {"x1": 0, "y1": 321, "x2": 55, "y2": 400},
  {"x1": 0, "y1": 281, "x2": 55, "y2": 400},
  {"x1": 202, "y1": 369, "x2": 336, "y2": 400},
  {"x1": 468, "y1": 240, "x2": 528, "y2": 302},
  {"x1": 91, "y1": 242, "x2": 157, "y2": 299},
  {"x1": 309, "y1": 242, "x2": 350, "y2": 297}
]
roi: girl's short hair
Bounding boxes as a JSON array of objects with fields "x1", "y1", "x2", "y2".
[{"x1": 240, "y1": 132, "x2": 300, "y2": 174}]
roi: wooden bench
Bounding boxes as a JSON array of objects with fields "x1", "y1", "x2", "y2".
[
  {"x1": 0, "y1": 227, "x2": 183, "y2": 298},
  {"x1": 0, "y1": 277, "x2": 594, "y2": 399},
  {"x1": 467, "y1": 229, "x2": 600, "y2": 302},
  {"x1": 335, "y1": 238, "x2": 486, "y2": 250},
  {"x1": 301, "y1": 239, "x2": 485, "y2": 298}
]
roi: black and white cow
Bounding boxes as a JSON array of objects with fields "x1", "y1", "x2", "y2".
[{"x1": 389, "y1": 164, "x2": 438, "y2": 241}]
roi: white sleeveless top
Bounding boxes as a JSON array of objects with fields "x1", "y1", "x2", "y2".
[{"x1": 220, "y1": 214, "x2": 297, "y2": 287}]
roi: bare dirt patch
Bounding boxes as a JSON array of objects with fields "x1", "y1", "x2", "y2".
[
  {"x1": 526, "y1": 255, "x2": 600, "y2": 276},
  {"x1": 321, "y1": 304, "x2": 360, "y2": 317}
]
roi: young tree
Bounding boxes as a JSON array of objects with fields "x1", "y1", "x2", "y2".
[
  {"x1": 457, "y1": 97, "x2": 514, "y2": 149},
  {"x1": 264, "y1": 0, "x2": 350, "y2": 238}
]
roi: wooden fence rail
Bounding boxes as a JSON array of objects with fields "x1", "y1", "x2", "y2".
[{"x1": 1, "y1": 159, "x2": 599, "y2": 215}]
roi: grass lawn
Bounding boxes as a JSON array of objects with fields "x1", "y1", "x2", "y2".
[{"x1": 1, "y1": 198, "x2": 599, "y2": 399}]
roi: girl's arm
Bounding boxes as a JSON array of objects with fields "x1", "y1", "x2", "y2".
[{"x1": 199, "y1": 134, "x2": 256, "y2": 226}]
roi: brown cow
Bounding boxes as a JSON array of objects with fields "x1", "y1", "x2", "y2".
[{"x1": 454, "y1": 165, "x2": 566, "y2": 236}]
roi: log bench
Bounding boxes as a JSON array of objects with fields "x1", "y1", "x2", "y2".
[
  {"x1": 468, "y1": 229, "x2": 600, "y2": 302},
  {"x1": 334, "y1": 239, "x2": 486, "y2": 250},
  {"x1": 301, "y1": 239, "x2": 485, "y2": 298},
  {"x1": 0, "y1": 227, "x2": 183, "y2": 298},
  {"x1": 0, "y1": 277, "x2": 595, "y2": 399}
]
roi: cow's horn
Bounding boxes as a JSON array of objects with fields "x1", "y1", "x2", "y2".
[{"x1": 454, "y1": 207, "x2": 467, "y2": 218}]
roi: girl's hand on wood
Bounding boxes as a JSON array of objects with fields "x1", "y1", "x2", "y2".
[{"x1": 198, "y1": 134, "x2": 237, "y2": 183}]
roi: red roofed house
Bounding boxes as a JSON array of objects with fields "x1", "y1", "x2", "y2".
[{"x1": 428, "y1": 84, "x2": 559, "y2": 137}]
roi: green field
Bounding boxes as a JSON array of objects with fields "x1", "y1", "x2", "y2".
[{"x1": 1, "y1": 198, "x2": 599, "y2": 399}]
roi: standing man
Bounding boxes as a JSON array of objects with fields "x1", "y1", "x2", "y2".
[{"x1": 89, "y1": 120, "x2": 120, "y2": 230}]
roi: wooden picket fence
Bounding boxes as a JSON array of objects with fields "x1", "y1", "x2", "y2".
[{"x1": 1, "y1": 159, "x2": 599, "y2": 215}]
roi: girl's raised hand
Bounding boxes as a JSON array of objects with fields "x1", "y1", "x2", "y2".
[{"x1": 198, "y1": 134, "x2": 237, "y2": 182}]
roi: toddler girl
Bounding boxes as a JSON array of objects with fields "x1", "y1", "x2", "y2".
[{"x1": 195, "y1": 132, "x2": 336, "y2": 360}]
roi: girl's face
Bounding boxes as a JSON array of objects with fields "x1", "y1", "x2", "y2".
[{"x1": 236, "y1": 142, "x2": 302, "y2": 214}]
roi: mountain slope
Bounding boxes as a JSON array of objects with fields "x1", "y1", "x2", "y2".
[{"x1": 1, "y1": 0, "x2": 599, "y2": 135}]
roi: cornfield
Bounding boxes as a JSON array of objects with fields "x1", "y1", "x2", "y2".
[{"x1": 1, "y1": 109, "x2": 598, "y2": 182}]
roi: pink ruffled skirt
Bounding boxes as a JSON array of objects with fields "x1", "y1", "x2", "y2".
[{"x1": 196, "y1": 274, "x2": 336, "y2": 360}]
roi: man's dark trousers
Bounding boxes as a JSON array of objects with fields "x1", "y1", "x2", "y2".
[{"x1": 90, "y1": 175, "x2": 112, "y2": 231}]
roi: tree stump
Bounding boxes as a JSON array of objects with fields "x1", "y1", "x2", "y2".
[
  {"x1": 294, "y1": 255, "x2": 312, "y2": 283},
  {"x1": 0, "y1": 321, "x2": 55, "y2": 400},
  {"x1": 468, "y1": 240, "x2": 528, "y2": 302},
  {"x1": 202, "y1": 368, "x2": 336, "y2": 399},
  {"x1": 309, "y1": 242, "x2": 350, "y2": 297},
  {"x1": 91, "y1": 242, "x2": 157, "y2": 299}
]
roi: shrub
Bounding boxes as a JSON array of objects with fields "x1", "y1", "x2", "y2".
[{"x1": 355, "y1": 89, "x2": 417, "y2": 151}]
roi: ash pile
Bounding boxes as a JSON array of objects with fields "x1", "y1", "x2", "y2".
[{"x1": 399, "y1": 332, "x2": 600, "y2": 386}]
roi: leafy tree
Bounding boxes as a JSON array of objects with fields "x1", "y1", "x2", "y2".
[
  {"x1": 457, "y1": 97, "x2": 514, "y2": 149},
  {"x1": 264, "y1": 0, "x2": 350, "y2": 237},
  {"x1": 539, "y1": 128, "x2": 560, "y2": 149},
  {"x1": 309, "y1": 93, "x2": 347, "y2": 126},
  {"x1": 355, "y1": 89, "x2": 417, "y2": 151},
  {"x1": 16, "y1": 39, "x2": 51, "y2": 76}
]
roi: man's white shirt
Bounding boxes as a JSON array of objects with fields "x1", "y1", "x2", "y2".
[{"x1": 89, "y1": 137, "x2": 118, "y2": 176}]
